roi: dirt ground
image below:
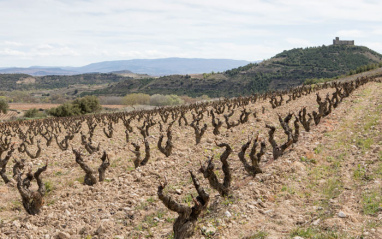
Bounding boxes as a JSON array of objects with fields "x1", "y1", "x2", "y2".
[{"x1": 0, "y1": 80, "x2": 381, "y2": 239}]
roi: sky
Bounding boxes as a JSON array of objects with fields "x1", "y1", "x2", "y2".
[{"x1": 0, "y1": 0, "x2": 382, "y2": 67}]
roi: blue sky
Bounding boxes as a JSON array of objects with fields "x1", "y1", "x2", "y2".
[{"x1": 1, "y1": 0, "x2": 381, "y2": 67}]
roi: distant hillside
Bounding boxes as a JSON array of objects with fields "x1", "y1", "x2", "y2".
[
  {"x1": 0, "y1": 67, "x2": 78, "y2": 76},
  {"x1": 89, "y1": 45, "x2": 382, "y2": 97},
  {"x1": 0, "y1": 73, "x2": 132, "y2": 91},
  {"x1": 68, "y1": 58, "x2": 251, "y2": 76},
  {"x1": 240, "y1": 44, "x2": 382, "y2": 89},
  {"x1": 0, "y1": 58, "x2": 251, "y2": 76}
]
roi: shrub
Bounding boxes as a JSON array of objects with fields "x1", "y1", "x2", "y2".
[
  {"x1": 198, "y1": 95, "x2": 210, "y2": 101},
  {"x1": 47, "y1": 103, "x2": 81, "y2": 117},
  {"x1": 123, "y1": 93, "x2": 150, "y2": 105},
  {"x1": 149, "y1": 94, "x2": 170, "y2": 106},
  {"x1": 149, "y1": 94, "x2": 184, "y2": 106},
  {"x1": 72, "y1": 95, "x2": 102, "y2": 114},
  {"x1": 47, "y1": 96, "x2": 101, "y2": 117},
  {"x1": 166, "y1": 94, "x2": 184, "y2": 105},
  {"x1": 0, "y1": 99, "x2": 9, "y2": 114},
  {"x1": 24, "y1": 108, "x2": 46, "y2": 118}
]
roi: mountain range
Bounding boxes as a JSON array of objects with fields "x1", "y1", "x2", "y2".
[{"x1": 0, "y1": 58, "x2": 252, "y2": 76}]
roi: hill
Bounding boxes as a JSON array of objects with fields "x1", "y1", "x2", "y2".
[
  {"x1": 0, "y1": 58, "x2": 251, "y2": 76},
  {"x1": 90, "y1": 45, "x2": 382, "y2": 97},
  {"x1": 0, "y1": 73, "x2": 132, "y2": 91},
  {"x1": 0, "y1": 67, "x2": 78, "y2": 76}
]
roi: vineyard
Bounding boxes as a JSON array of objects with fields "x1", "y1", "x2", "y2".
[{"x1": 0, "y1": 76, "x2": 381, "y2": 239}]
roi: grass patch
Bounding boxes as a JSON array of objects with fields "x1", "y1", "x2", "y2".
[
  {"x1": 366, "y1": 220, "x2": 382, "y2": 229},
  {"x1": 135, "y1": 201, "x2": 149, "y2": 211},
  {"x1": 356, "y1": 137, "x2": 373, "y2": 153},
  {"x1": 143, "y1": 214, "x2": 159, "y2": 227},
  {"x1": 362, "y1": 189, "x2": 382, "y2": 215},
  {"x1": 44, "y1": 180, "x2": 55, "y2": 193},
  {"x1": 165, "y1": 217, "x2": 175, "y2": 223},
  {"x1": 75, "y1": 176, "x2": 84, "y2": 184},
  {"x1": 375, "y1": 162, "x2": 382, "y2": 178},
  {"x1": 222, "y1": 196, "x2": 235, "y2": 206},
  {"x1": 244, "y1": 231, "x2": 268, "y2": 239},
  {"x1": 301, "y1": 156, "x2": 317, "y2": 164},
  {"x1": 11, "y1": 200, "x2": 22, "y2": 211},
  {"x1": 353, "y1": 164, "x2": 367, "y2": 180},
  {"x1": 290, "y1": 227, "x2": 346, "y2": 238},
  {"x1": 126, "y1": 166, "x2": 135, "y2": 172},
  {"x1": 146, "y1": 197, "x2": 156, "y2": 204},
  {"x1": 47, "y1": 199, "x2": 56, "y2": 206},
  {"x1": 183, "y1": 194, "x2": 194, "y2": 207},
  {"x1": 322, "y1": 178, "x2": 343, "y2": 199},
  {"x1": 110, "y1": 157, "x2": 122, "y2": 168},
  {"x1": 314, "y1": 144, "x2": 324, "y2": 154},
  {"x1": 364, "y1": 116, "x2": 379, "y2": 131}
]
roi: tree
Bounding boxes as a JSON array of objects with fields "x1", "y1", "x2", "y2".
[{"x1": 0, "y1": 99, "x2": 9, "y2": 114}]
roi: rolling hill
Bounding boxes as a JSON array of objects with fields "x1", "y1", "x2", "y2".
[
  {"x1": 0, "y1": 73, "x2": 132, "y2": 91},
  {"x1": 88, "y1": 45, "x2": 382, "y2": 97}
]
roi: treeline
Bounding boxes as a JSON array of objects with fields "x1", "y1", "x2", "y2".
[
  {"x1": 224, "y1": 62, "x2": 258, "y2": 76},
  {"x1": 304, "y1": 62, "x2": 382, "y2": 85},
  {"x1": 349, "y1": 62, "x2": 382, "y2": 75}
]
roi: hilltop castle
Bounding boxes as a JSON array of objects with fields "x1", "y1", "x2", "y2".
[{"x1": 333, "y1": 37, "x2": 354, "y2": 46}]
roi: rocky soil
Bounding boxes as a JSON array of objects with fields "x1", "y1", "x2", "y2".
[{"x1": 0, "y1": 79, "x2": 381, "y2": 239}]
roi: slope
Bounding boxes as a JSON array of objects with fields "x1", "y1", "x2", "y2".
[
  {"x1": 92, "y1": 45, "x2": 382, "y2": 97},
  {"x1": 0, "y1": 73, "x2": 132, "y2": 91},
  {"x1": 0, "y1": 76, "x2": 381, "y2": 239}
]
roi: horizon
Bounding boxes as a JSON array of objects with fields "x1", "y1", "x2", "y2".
[
  {"x1": 0, "y1": 57, "x2": 254, "y2": 69},
  {"x1": 1, "y1": 0, "x2": 382, "y2": 67},
  {"x1": 0, "y1": 44, "x2": 373, "y2": 69}
]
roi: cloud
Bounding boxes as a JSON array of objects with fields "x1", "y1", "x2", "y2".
[
  {"x1": 372, "y1": 29, "x2": 382, "y2": 35},
  {"x1": 0, "y1": 48, "x2": 26, "y2": 57},
  {"x1": 0, "y1": 0, "x2": 382, "y2": 66},
  {"x1": 3, "y1": 41, "x2": 23, "y2": 46},
  {"x1": 0, "y1": 46, "x2": 79, "y2": 57},
  {"x1": 336, "y1": 30, "x2": 365, "y2": 38},
  {"x1": 286, "y1": 38, "x2": 313, "y2": 47},
  {"x1": 362, "y1": 42, "x2": 382, "y2": 51}
]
